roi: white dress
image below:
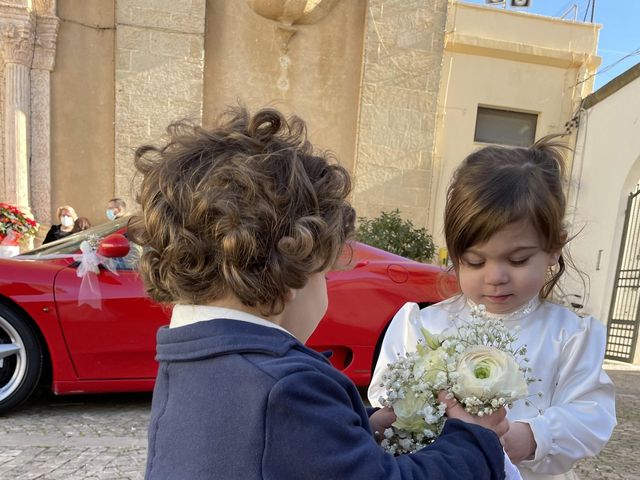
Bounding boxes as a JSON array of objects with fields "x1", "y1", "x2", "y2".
[{"x1": 368, "y1": 296, "x2": 617, "y2": 480}]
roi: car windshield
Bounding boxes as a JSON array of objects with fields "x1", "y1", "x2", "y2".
[{"x1": 20, "y1": 217, "x2": 129, "y2": 257}]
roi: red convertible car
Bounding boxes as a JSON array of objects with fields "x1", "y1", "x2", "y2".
[{"x1": 0, "y1": 217, "x2": 453, "y2": 413}]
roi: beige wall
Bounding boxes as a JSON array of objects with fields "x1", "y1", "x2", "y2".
[
  {"x1": 429, "y1": 1, "x2": 599, "y2": 248},
  {"x1": 569, "y1": 71, "x2": 640, "y2": 329},
  {"x1": 50, "y1": 0, "x2": 115, "y2": 228},
  {"x1": 352, "y1": 0, "x2": 448, "y2": 228},
  {"x1": 114, "y1": 0, "x2": 206, "y2": 213},
  {"x1": 202, "y1": 0, "x2": 366, "y2": 173}
]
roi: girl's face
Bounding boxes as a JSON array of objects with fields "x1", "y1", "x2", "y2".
[{"x1": 456, "y1": 220, "x2": 560, "y2": 315}]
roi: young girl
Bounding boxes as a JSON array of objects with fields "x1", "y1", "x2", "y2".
[{"x1": 368, "y1": 137, "x2": 616, "y2": 480}]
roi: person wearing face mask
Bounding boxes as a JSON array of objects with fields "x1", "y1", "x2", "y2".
[
  {"x1": 43, "y1": 205, "x2": 79, "y2": 244},
  {"x1": 106, "y1": 198, "x2": 127, "y2": 221}
]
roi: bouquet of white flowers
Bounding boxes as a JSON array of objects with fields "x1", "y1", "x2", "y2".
[{"x1": 377, "y1": 304, "x2": 536, "y2": 456}]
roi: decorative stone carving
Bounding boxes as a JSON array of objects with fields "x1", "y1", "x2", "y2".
[
  {"x1": 30, "y1": 11, "x2": 59, "y2": 225},
  {"x1": 0, "y1": 20, "x2": 35, "y2": 65},
  {"x1": 247, "y1": 1, "x2": 339, "y2": 93},
  {"x1": 0, "y1": 2, "x2": 59, "y2": 226},
  {"x1": 33, "y1": 15, "x2": 59, "y2": 71},
  {"x1": 1, "y1": 1, "x2": 31, "y2": 7},
  {"x1": 30, "y1": 68, "x2": 52, "y2": 225},
  {"x1": 246, "y1": 0, "x2": 339, "y2": 25},
  {"x1": 34, "y1": 0, "x2": 56, "y2": 16}
]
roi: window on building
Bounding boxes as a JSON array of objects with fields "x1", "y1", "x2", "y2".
[{"x1": 474, "y1": 107, "x2": 537, "y2": 147}]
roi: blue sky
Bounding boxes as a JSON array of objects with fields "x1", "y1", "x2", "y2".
[{"x1": 461, "y1": 0, "x2": 640, "y2": 90}]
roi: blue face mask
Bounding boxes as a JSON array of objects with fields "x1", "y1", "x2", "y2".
[{"x1": 106, "y1": 209, "x2": 117, "y2": 221}]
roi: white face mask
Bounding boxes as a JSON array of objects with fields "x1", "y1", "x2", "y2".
[
  {"x1": 61, "y1": 215, "x2": 74, "y2": 227},
  {"x1": 106, "y1": 209, "x2": 117, "y2": 221}
]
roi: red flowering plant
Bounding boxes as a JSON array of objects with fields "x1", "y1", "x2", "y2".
[{"x1": 0, "y1": 203, "x2": 39, "y2": 246}]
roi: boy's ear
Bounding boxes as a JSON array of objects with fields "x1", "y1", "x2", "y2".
[{"x1": 285, "y1": 288, "x2": 296, "y2": 303}]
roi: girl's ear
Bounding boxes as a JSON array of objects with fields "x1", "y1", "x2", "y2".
[{"x1": 548, "y1": 230, "x2": 568, "y2": 266}]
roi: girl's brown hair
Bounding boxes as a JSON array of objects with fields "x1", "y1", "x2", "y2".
[
  {"x1": 72, "y1": 217, "x2": 91, "y2": 233},
  {"x1": 127, "y1": 106, "x2": 355, "y2": 315},
  {"x1": 444, "y1": 135, "x2": 569, "y2": 298}
]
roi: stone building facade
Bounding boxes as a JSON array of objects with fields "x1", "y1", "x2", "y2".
[{"x1": 0, "y1": 0, "x2": 599, "y2": 250}]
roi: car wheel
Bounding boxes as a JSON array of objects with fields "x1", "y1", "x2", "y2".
[{"x1": 0, "y1": 305, "x2": 43, "y2": 413}]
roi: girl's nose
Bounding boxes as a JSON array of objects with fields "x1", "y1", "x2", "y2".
[{"x1": 484, "y1": 262, "x2": 508, "y2": 285}]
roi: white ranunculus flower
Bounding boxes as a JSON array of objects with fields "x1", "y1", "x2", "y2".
[{"x1": 455, "y1": 346, "x2": 529, "y2": 401}]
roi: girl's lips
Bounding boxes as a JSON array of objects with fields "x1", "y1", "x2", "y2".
[{"x1": 485, "y1": 294, "x2": 512, "y2": 303}]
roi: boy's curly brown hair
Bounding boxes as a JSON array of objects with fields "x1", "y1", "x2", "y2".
[{"x1": 127, "y1": 106, "x2": 355, "y2": 315}]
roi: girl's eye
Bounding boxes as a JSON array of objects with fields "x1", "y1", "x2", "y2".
[
  {"x1": 462, "y1": 259, "x2": 484, "y2": 268},
  {"x1": 509, "y1": 258, "x2": 530, "y2": 266}
]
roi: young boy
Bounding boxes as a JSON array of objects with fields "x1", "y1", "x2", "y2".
[{"x1": 128, "y1": 106, "x2": 508, "y2": 480}]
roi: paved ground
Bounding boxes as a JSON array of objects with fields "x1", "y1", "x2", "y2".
[
  {"x1": 574, "y1": 364, "x2": 640, "y2": 480},
  {"x1": 0, "y1": 364, "x2": 638, "y2": 479}
]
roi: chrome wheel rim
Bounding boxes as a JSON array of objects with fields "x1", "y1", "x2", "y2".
[{"x1": 0, "y1": 315, "x2": 27, "y2": 403}]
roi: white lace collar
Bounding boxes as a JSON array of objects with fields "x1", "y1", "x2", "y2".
[{"x1": 465, "y1": 296, "x2": 541, "y2": 323}]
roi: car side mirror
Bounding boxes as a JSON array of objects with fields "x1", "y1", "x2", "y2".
[{"x1": 97, "y1": 233, "x2": 130, "y2": 258}]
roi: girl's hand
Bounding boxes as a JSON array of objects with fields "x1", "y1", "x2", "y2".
[
  {"x1": 438, "y1": 391, "x2": 510, "y2": 438},
  {"x1": 503, "y1": 421, "x2": 537, "y2": 463},
  {"x1": 369, "y1": 407, "x2": 396, "y2": 443}
]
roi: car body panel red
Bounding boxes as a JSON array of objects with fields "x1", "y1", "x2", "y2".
[
  {"x1": 0, "y1": 257, "x2": 80, "y2": 384},
  {"x1": 0, "y1": 221, "x2": 453, "y2": 404},
  {"x1": 52, "y1": 265, "x2": 168, "y2": 380},
  {"x1": 307, "y1": 246, "x2": 451, "y2": 384}
]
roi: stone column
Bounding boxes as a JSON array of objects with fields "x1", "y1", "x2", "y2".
[
  {"x1": 0, "y1": 17, "x2": 34, "y2": 215},
  {"x1": 30, "y1": 15, "x2": 59, "y2": 225}
]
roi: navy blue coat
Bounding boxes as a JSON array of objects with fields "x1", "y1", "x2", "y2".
[{"x1": 145, "y1": 319, "x2": 504, "y2": 479}]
